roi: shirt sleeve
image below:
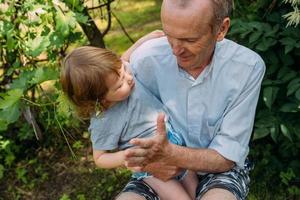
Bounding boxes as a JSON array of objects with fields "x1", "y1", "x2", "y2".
[
  {"x1": 88, "y1": 114, "x2": 123, "y2": 151},
  {"x1": 209, "y1": 57, "x2": 266, "y2": 167}
]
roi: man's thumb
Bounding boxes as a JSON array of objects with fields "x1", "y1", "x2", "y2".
[{"x1": 157, "y1": 112, "x2": 166, "y2": 136}]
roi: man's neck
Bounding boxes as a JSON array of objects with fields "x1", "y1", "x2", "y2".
[
  {"x1": 185, "y1": 55, "x2": 213, "y2": 79},
  {"x1": 185, "y1": 66, "x2": 206, "y2": 79}
]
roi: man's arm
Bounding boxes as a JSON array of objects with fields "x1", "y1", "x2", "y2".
[{"x1": 124, "y1": 113, "x2": 234, "y2": 178}]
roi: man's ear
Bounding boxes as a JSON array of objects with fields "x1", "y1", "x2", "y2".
[{"x1": 216, "y1": 17, "x2": 230, "y2": 42}]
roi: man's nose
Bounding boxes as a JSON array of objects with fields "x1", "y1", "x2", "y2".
[{"x1": 171, "y1": 39, "x2": 184, "y2": 56}]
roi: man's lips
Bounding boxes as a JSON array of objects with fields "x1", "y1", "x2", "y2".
[{"x1": 177, "y1": 55, "x2": 192, "y2": 62}]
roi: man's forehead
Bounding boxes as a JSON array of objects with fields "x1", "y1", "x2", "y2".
[
  {"x1": 161, "y1": 0, "x2": 213, "y2": 26},
  {"x1": 162, "y1": 12, "x2": 212, "y2": 39}
]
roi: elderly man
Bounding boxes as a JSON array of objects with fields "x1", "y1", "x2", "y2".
[{"x1": 117, "y1": 0, "x2": 265, "y2": 199}]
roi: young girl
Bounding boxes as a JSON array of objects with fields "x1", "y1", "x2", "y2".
[{"x1": 60, "y1": 45, "x2": 198, "y2": 200}]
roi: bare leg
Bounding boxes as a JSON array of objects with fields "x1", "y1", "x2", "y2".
[
  {"x1": 144, "y1": 177, "x2": 191, "y2": 200},
  {"x1": 180, "y1": 170, "x2": 199, "y2": 199},
  {"x1": 200, "y1": 188, "x2": 237, "y2": 200},
  {"x1": 115, "y1": 192, "x2": 145, "y2": 200}
]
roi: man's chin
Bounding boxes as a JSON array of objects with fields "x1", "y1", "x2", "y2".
[{"x1": 177, "y1": 60, "x2": 194, "y2": 70}]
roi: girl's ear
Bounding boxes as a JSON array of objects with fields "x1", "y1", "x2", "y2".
[{"x1": 216, "y1": 17, "x2": 230, "y2": 42}]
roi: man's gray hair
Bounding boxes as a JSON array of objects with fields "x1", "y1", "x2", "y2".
[
  {"x1": 171, "y1": 0, "x2": 233, "y2": 25},
  {"x1": 211, "y1": 0, "x2": 233, "y2": 25}
]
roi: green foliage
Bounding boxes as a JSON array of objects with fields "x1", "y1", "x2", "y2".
[
  {"x1": 230, "y1": 0, "x2": 300, "y2": 198},
  {"x1": 0, "y1": 0, "x2": 90, "y2": 193}
]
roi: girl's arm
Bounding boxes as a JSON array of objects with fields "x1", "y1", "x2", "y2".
[
  {"x1": 93, "y1": 149, "x2": 125, "y2": 169},
  {"x1": 121, "y1": 30, "x2": 165, "y2": 62}
]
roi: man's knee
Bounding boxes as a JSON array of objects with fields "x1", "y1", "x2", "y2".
[
  {"x1": 115, "y1": 192, "x2": 145, "y2": 200},
  {"x1": 199, "y1": 188, "x2": 237, "y2": 200}
]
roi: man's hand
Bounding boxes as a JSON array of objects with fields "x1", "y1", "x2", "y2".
[
  {"x1": 143, "y1": 162, "x2": 182, "y2": 182},
  {"x1": 124, "y1": 113, "x2": 172, "y2": 167}
]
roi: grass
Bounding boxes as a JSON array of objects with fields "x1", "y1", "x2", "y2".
[{"x1": 102, "y1": 0, "x2": 162, "y2": 54}]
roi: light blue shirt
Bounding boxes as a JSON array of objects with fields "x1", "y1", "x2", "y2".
[
  {"x1": 130, "y1": 37, "x2": 265, "y2": 168},
  {"x1": 89, "y1": 77, "x2": 165, "y2": 151}
]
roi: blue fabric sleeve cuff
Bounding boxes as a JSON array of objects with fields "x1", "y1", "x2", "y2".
[{"x1": 209, "y1": 135, "x2": 249, "y2": 168}]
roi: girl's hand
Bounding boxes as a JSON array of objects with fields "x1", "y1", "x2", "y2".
[
  {"x1": 124, "y1": 162, "x2": 143, "y2": 172},
  {"x1": 136, "y1": 30, "x2": 165, "y2": 45},
  {"x1": 121, "y1": 30, "x2": 165, "y2": 62}
]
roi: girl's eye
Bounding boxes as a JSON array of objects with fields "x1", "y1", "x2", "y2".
[{"x1": 116, "y1": 83, "x2": 122, "y2": 90}]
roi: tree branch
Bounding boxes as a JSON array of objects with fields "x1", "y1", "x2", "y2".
[
  {"x1": 111, "y1": 11, "x2": 135, "y2": 44},
  {"x1": 102, "y1": 0, "x2": 112, "y2": 36},
  {"x1": 87, "y1": 0, "x2": 115, "y2": 10}
]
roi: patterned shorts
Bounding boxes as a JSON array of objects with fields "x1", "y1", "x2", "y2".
[{"x1": 118, "y1": 159, "x2": 253, "y2": 200}]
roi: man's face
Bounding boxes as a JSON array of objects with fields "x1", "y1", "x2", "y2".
[{"x1": 161, "y1": 1, "x2": 220, "y2": 73}]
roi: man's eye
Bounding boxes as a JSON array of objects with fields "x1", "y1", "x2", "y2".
[{"x1": 185, "y1": 39, "x2": 197, "y2": 43}]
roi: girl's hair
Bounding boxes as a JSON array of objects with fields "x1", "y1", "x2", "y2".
[{"x1": 60, "y1": 46, "x2": 121, "y2": 118}]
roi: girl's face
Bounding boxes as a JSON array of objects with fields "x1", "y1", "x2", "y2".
[{"x1": 104, "y1": 63, "x2": 135, "y2": 105}]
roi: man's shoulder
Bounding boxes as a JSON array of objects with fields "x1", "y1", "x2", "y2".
[
  {"x1": 130, "y1": 37, "x2": 172, "y2": 62},
  {"x1": 217, "y1": 38, "x2": 265, "y2": 68}
]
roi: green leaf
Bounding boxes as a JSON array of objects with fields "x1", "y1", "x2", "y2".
[
  {"x1": 256, "y1": 37, "x2": 277, "y2": 51},
  {"x1": 5, "y1": 153, "x2": 15, "y2": 166},
  {"x1": 253, "y1": 127, "x2": 269, "y2": 140},
  {"x1": 0, "y1": 103, "x2": 20, "y2": 124},
  {"x1": 25, "y1": 35, "x2": 50, "y2": 57},
  {"x1": 277, "y1": 67, "x2": 291, "y2": 80},
  {"x1": 263, "y1": 86, "x2": 279, "y2": 109},
  {"x1": 74, "y1": 12, "x2": 88, "y2": 24},
  {"x1": 280, "y1": 124, "x2": 293, "y2": 141},
  {"x1": 287, "y1": 83, "x2": 300, "y2": 96},
  {"x1": 270, "y1": 125, "x2": 279, "y2": 143},
  {"x1": 255, "y1": 116, "x2": 274, "y2": 128},
  {"x1": 57, "y1": 92, "x2": 74, "y2": 118},
  {"x1": 0, "y1": 164, "x2": 4, "y2": 180},
  {"x1": 49, "y1": 31, "x2": 64, "y2": 48},
  {"x1": 264, "y1": 24, "x2": 280, "y2": 37},
  {"x1": 295, "y1": 88, "x2": 300, "y2": 100},
  {"x1": 280, "y1": 37, "x2": 297, "y2": 46},
  {"x1": 279, "y1": 53, "x2": 294, "y2": 67},
  {"x1": 288, "y1": 78, "x2": 300, "y2": 88},
  {"x1": 249, "y1": 31, "x2": 262, "y2": 44},
  {"x1": 10, "y1": 70, "x2": 35, "y2": 90},
  {"x1": 64, "y1": 0, "x2": 81, "y2": 11},
  {"x1": 60, "y1": 194, "x2": 71, "y2": 200},
  {"x1": 0, "y1": 89, "x2": 23, "y2": 109},
  {"x1": 280, "y1": 103, "x2": 298, "y2": 113},
  {"x1": 285, "y1": 45, "x2": 294, "y2": 54},
  {"x1": 281, "y1": 71, "x2": 297, "y2": 83},
  {"x1": 55, "y1": 9, "x2": 77, "y2": 37},
  {"x1": 0, "y1": 120, "x2": 8, "y2": 132},
  {"x1": 6, "y1": 32, "x2": 16, "y2": 52},
  {"x1": 30, "y1": 67, "x2": 58, "y2": 85}
]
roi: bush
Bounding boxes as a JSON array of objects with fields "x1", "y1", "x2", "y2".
[{"x1": 228, "y1": 0, "x2": 300, "y2": 198}]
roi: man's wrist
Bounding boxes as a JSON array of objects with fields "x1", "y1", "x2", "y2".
[{"x1": 164, "y1": 142, "x2": 179, "y2": 166}]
